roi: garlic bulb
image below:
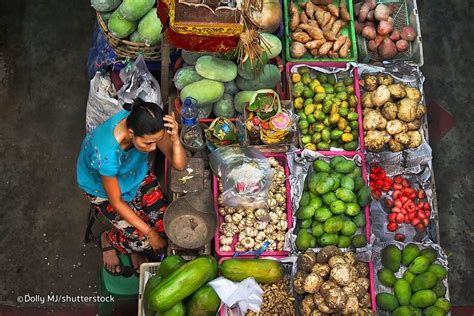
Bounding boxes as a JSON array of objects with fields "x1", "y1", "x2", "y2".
[
  {"x1": 238, "y1": 232, "x2": 247, "y2": 241},
  {"x1": 217, "y1": 194, "x2": 224, "y2": 206},
  {"x1": 276, "y1": 231, "x2": 286, "y2": 241},
  {"x1": 237, "y1": 219, "x2": 246, "y2": 231},
  {"x1": 218, "y1": 207, "x2": 227, "y2": 216},
  {"x1": 220, "y1": 245, "x2": 232, "y2": 252},
  {"x1": 219, "y1": 235, "x2": 233, "y2": 246},
  {"x1": 280, "y1": 213, "x2": 287, "y2": 221},
  {"x1": 254, "y1": 220, "x2": 268, "y2": 230},
  {"x1": 267, "y1": 198, "x2": 277, "y2": 209},
  {"x1": 269, "y1": 211, "x2": 280, "y2": 224},
  {"x1": 237, "y1": 208, "x2": 246, "y2": 215},
  {"x1": 246, "y1": 211, "x2": 256, "y2": 220},
  {"x1": 255, "y1": 231, "x2": 266, "y2": 242},
  {"x1": 255, "y1": 209, "x2": 268, "y2": 220},
  {"x1": 276, "y1": 220, "x2": 288, "y2": 231},
  {"x1": 231, "y1": 213, "x2": 243, "y2": 224},
  {"x1": 224, "y1": 214, "x2": 233, "y2": 224},
  {"x1": 227, "y1": 207, "x2": 236, "y2": 214},
  {"x1": 245, "y1": 217, "x2": 256, "y2": 227},
  {"x1": 254, "y1": 241, "x2": 263, "y2": 250},
  {"x1": 276, "y1": 241, "x2": 285, "y2": 251},
  {"x1": 241, "y1": 237, "x2": 255, "y2": 249},
  {"x1": 218, "y1": 182, "x2": 224, "y2": 192},
  {"x1": 234, "y1": 242, "x2": 246, "y2": 252},
  {"x1": 264, "y1": 224, "x2": 276, "y2": 235},
  {"x1": 244, "y1": 227, "x2": 258, "y2": 237},
  {"x1": 274, "y1": 193, "x2": 286, "y2": 204},
  {"x1": 267, "y1": 239, "x2": 277, "y2": 251}
]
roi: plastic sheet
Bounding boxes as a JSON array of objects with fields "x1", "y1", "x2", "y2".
[
  {"x1": 117, "y1": 56, "x2": 163, "y2": 109},
  {"x1": 209, "y1": 277, "x2": 263, "y2": 314}
]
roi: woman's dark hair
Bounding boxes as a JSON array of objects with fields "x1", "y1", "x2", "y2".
[{"x1": 124, "y1": 99, "x2": 165, "y2": 137}]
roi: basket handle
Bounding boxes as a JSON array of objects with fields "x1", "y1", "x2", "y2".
[{"x1": 232, "y1": 241, "x2": 270, "y2": 258}]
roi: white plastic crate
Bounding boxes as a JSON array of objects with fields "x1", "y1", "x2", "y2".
[{"x1": 138, "y1": 262, "x2": 161, "y2": 316}]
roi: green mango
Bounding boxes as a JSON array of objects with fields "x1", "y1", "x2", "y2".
[
  {"x1": 353, "y1": 176, "x2": 365, "y2": 192},
  {"x1": 403, "y1": 270, "x2": 416, "y2": 284},
  {"x1": 393, "y1": 306, "x2": 422, "y2": 316},
  {"x1": 337, "y1": 235, "x2": 351, "y2": 248},
  {"x1": 340, "y1": 176, "x2": 355, "y2": 191},
  {"x1": 340, "y1": 221, "x2": 357, "y2": 236},
  {"x1": 382, "y1": 245, "x2": 402, "y2": 272},
  {"x1": 343, "y1": 141, "x2": 358, "y2": 151},
  {"x1": 319, "y1": 233, "x2": 339, "y2": 246},
  {"x1": 434, "y1": 298, "x2": 451, "y2": 312},
  {"x1": 327, "y1": 75, "x2": 336, "y2": 85},
  {"x1": 410, "y1": 290, "x2": 437, "y2": 308},
  {"x1": 295, "y1": 230, "x2": 312, "y2": 251},
  {"x1": 422, "y1": 306, "x2": 446, "y2": 316},
  {"x1": 402, "y1": 243, "x2": 421, "y2": 266},
  {"x1": 357, "y1": 186, "x2": 371, "y2": 207},
  {"x1": 377, "y1": 268, "x2": 397, "y2": 287},
  {"x1": 335, "y1": 188, "x2": 356, "y2": 203},
  {"x1": 353, "y1": 213, "x2": 366, "y2": 228},
  {"x1": 334, "y1": 160, "x2": 356, "y2": 173},
  {"x1": 330, "y1": 174, "x2": 341, "y2": 190},
  {"x1": 316, "y1": 73, "x2": 328, "y2": 84},
  {"x1": 376, "y1": 293, "x2": 399, "y2": 312},
  {"x1": 316, "y1": 176, "x2": 335, "y2": 195},
  {"x1": 311, "y1": 222, "x2": 325, "y2": 237},
  {"x1": 299, "y1": 192, "x2": 310, "y2": 207},
  {"x1": 313, "y1": 160, "x2": 331, "y2": 173},
  {"x1": 330, "y1": 129, "x2": 344, "y2": 140},
  {"x1": 296, "y1": 205, "x2": 316, "y2": 220},
  {"x1": 309, "y1": 197, "x2": 323, "y2": 210},
  {"x1": 330, "y1": 200, "x2": 347, "y2": 215},
  {"x1": 394, "y1": 278, "x2": 412, "y2": 306},
  {"x1": 323, "y1": 216, "x2": 345, "y2": 233},
  {"x1": 409, "y1": 256, "x2": 432, "y2": 274},
  {"x1": 330, "y1": 156, "x2": 346, "y2": 168},
  {"x1": 322, "y1": 192, "x2": 338, "y2": 205},
  {"x1": 432, "y1": 280, "x2": 447, "y2": 297},
  {"x1": 351, "y1": 234, "x2": 367, "y2": 248},
  {"x1": 427, "y1": 264, "x2": 448, "y2": 280},
  {"x1": 299, "y1": 218, "x2": 313, "y2": 229},
  {"x1": 411, "y1": 272, "x2": 438, "y2": 292},
  {"x1": 345, "y1": 203, "x2": 361, "y2": 216},
  {"x1": 420, "y1": 248, "x2": 438, "y2": 264},
  {"x1": 343, "y1": 77, "x2": 354, "y2": 86},
  {"x1": 347, "y1": 166, "x2": 362, "y2": 178},
  {"x1": 314, "y1": 207, "x2": 333, "y2": 222},
  {"x1": 317, "y1": 142, "x2": 331, "y2": 151}
]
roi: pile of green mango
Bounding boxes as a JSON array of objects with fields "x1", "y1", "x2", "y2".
[
  {"x1": 294, "y1": 157, "x2": 371, "y2": 251},
  {"x1": 290, "y1": 66, "x2": 359, "y2": 151},
  {"x1": 376, "y1": 244, "x2": 451, "y2": 315}
]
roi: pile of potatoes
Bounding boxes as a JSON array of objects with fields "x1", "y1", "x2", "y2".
[
  {"x1": 361, "y1": 73, "x2": 426, "y2": 152},
  {"x1": 289, "y1": 0, "x2": 352, "y2": 59},
  {"x1": 293, "y1": 246, "x2": 374, "y2": 315}
]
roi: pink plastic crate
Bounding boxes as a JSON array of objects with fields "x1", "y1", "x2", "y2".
[
  {"x1": 217, "y1": 256, "x2": 376, "y2": 314},
  {"x1": 213, "y1": 152, "x2": 293, "y2": 258},
  {"x1": 285, "y1": 62, "x2": 365, "y2": 154}
]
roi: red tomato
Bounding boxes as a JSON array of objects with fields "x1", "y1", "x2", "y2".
[
  {"x1": 371, "y1": 163, "x2": 381, "y2": 173},
  {"x1": 423, "y1": 218, "x2": 430, "y2": 226},
  {"x1": 392, "y1": 207, "x2": 401, "y2": 213},
  {"x1": 375, "y1": 180, "x2": 384, "y2": 189},
  {"x1": 387, "y1": 222, "x2": 398, "y2": 232},
  {"x1": 411, "y1": 218, "x2": 420, "y2": 226},
  {"x1": 403, "y1": 187, "x2": 415, "y2": 196},
  {"x1": 417, "y1": 211, "x2": 426, "y2": 220},
  {"x1": 388, "y1": 213, "x2": 397, "y2": 222},
  {"x1": 401, "y1": 208, "x2": 407, "y2": 215},
  {"x1": 393, "y1": 183, "x2": 403, "y2": 190},
  {"x1": 404, "y1": 218, "x2": 411, "y2": 224},
  {"x1": 415, "y1": 223, "x2": 426, "y2": 232},
  {"x1": 402, "y1": 179, "x2": 410, "y2": 187},
  {"x1": 394, "y1": 175, "x2": 403, "y2": 184},
  {"x1": 400, "y1": 196, "x2": 409, "y2": 204},
  {"x1": 395, "y1": 233, "x2": 405, "y2": 241},
  {"x1": 408, "y1": 212, "x2": 416, "y2": 220},
  {"x1": 394, "y1": 199, "x2": 403, "y2": 208},
  {"x1": 392, "y1": 190, "x2": 403, "y2": 200},
  {"x1": 370, "y1": 173, "x2": 379, "y2": 181},
  {"x1": 396, "y1": 213, "x2": 405, "y2": 223},
  {"x1": 423, "y1": 203, "x2": 431, "y2": 211},
  {"x1": 372, "y1": 189, "x2": 382, "y2": 200},
  {"x1": 416, "y1": 202, "x2": 424, "y2": 210},
  {"x1": 424, "y1": 210, "x2": 431, "y2": 218},
  {"x1": 386, "y1": 199, "x2": 394, "y2": 207},
  {"x1": 379, "y1": 170, "x2": 386, "y2": 178},
  {"x1": 410, "y1": 192, "x2": 417, "y2": 200},
  {"x1": 382, "y1": 181, "x2": 392, "y2": 192},
  {"x1": 418, "y1": 190, "x2": 426, "y2": 199}
]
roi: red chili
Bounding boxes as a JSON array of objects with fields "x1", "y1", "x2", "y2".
[
  {"x1": 387, "y1": 222, "x2": 398, "y2": 232},
  {"x1": 388, "y1": 213, "x2": 397, "y2": 222},
  {"x1": 394, "y1": 175, "x2": 403, "y2": 184}
]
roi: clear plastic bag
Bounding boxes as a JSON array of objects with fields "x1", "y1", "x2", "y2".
[{"x1": 209, "y1": 146, "x2": 273, "y2": 209}]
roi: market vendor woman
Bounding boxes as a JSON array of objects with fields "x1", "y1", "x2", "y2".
[{"x1": 77, "y1": 99, "x2": 186, "y2": 275}]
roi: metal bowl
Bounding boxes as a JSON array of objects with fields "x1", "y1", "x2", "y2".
[{"x1": 164, "y1": 191, "x2": 217, "y2": 249}]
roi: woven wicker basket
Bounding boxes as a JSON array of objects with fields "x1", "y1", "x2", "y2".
[{"x1": 97, "y1": 12, "x2": 161, "y2": 61}]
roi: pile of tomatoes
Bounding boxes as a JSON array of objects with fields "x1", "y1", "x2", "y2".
[{"x1": 370, "y1": 163, "x2": 431, "y2": 237}]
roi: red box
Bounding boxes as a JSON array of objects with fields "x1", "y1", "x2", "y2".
[
  {"x1": 213, "y1": 152, "x2": 293, "y2": 258},
  {"x1": 285, "y1": 62, "x2": 365, "y2": 154}
]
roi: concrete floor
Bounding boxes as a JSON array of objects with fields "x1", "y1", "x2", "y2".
[{"x1": 0, "y1": 0, "x2": 472, "y2": 311}]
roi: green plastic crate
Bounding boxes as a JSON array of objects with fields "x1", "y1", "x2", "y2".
[{"x1": 283, "y1": 0, "x2": 358, "y2": 63}]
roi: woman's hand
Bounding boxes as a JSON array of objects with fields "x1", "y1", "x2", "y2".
[
  {"x1": 148, "y1": 229, "x2": 167, "y2": 251},
  {"x1": 163, "y1": 112, "x2": 180, "y2": 144}
]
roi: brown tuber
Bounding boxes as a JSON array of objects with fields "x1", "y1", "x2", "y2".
[
  {"x1": 355, "y1": 21, "x2": 365, "y2": 34},
  {"x1": 396, "y1": 39, "x2": 409, "y2": 52},
  {"x1": 378, "y1": 38, "x2": 398, "y2": 59},
  {"x1": 291, "y1": 42, "x2": 307, "y2": 58},
  {"x1": 401, "y1": 26, "x2": 416, "y2": 41},
  {"x1": 374, "y1": 4, "x2": 390, "y2": 21},
  {"x1": 368, "y1": 40, "x2": 377, "y2": 52},
  {"x1": 390, "y1": 29, "x2": 401, "y2": 41},
  {"x1": 362, "y1": 25, "x2": 376, "y2": 40},
  {"x1": 377, "y1": 19, "x2": 394, "y2": 36}
]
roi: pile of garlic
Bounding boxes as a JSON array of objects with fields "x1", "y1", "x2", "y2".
[{"x1": 218, "y1": 157, "x2": 288, "y2": 253}]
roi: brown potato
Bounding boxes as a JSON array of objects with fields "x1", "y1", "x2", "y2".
[
  {"x1": 363, "y1": 75, "x2": 378, "y2": 91},
  {"x1": 365, "y1": 130, "x2": 389, "y2": 152},
  {"x1": 397, "y1": 98, "x2": 418, "y2": 122},
  {"x1": 328, "y1": 255, "x2": 346, "y2": 268},
  {"x1": 371, "y1": 85, "x2": 392, "y2": 107},
  {"x1": 304, "y1": 272, "x2": 324, "y2": 293},
  {"x1": 377, "y1": 73, "x2": 394, "y2": 86},
  {"x1": 405, "y1": 86, "x2": 422, "y2": 102},
  {"x1": 406, "y1": 130, "x2": 423, "y2": 148},
  {"x1": 389, "y1": 138, "x2": 404, "y2": 152},
  {"x1": 293, "y1": 271, "x2": 308, "y2": 294},
  {"x1": 356, "y1": 278, "x2": 370, "y2": 291},
  {"x1": 355, "y1": 262, "x2": 369, "y2": 278},
  {"x1": 330, "y1": 263, "x2": 357, "y2": 286},
  {"x1": 394, "y1": 132, "x2": 410, "y2": 145},
  {"x1": 381, "y1": 102, "x2": 398, "y2": 120},
  {"x1": 362, "y1": 92, "x2": 374, "y2": 108},
  {"x1": 363, "y1": 110, "x2": 387, "y2": 130},
  {"x1": 387, "y1": 84, "x2": 407, "y2": 99},
  {"x1": 341, "y1": 295, "x2": 359, "y2": 314},
  {"x1": 298, "y1": 250, "x2": 318, "y2": 273},
  {"x1": 300, "y1": 295, "x2": 315, "y2": 316},
  {"x1": 311, "y1": 263, "x2": 331, "y2": 278},
  {"x1": 313, "y1": 293, "x2": 334, "y2": 314},
  {"x1": 317, "y1": 246, "x2": 342, "y2": 263},
  {"x1": 386, "y1": 119, "x2": 407, "y2": 135},
  {"x1": 320, "y1": 283, "x2": 348, "y2": 310},
  {"x1": 416, "y1": 103, "x2": 427, "y2": 119},
  {"x1": 343, "y1": 251, "x2": 356, "y2": 265},
  {"x1": 406, "y1": 119, "x2": 422, "y2": 131}
]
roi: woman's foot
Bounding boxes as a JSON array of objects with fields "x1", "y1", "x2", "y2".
[
  {"x1": 101, "y1": 232, "x2": 121, "y2": 274},
  {"x1": 130, "y1": 252, "x2": 148, "y2": 274}
]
